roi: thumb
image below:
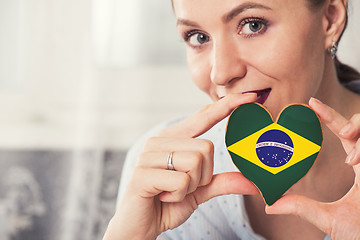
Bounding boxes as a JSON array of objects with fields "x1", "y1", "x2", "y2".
[
  {"x1": 194, "y1": 172, "x2": 259, "y2": 204},
  {"x1": 265, "y1": 194, "x2": 332, "y2": 234}
]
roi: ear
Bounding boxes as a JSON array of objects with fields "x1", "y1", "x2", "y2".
[{"x1": 322, "y1": 0, "x2": 347, "y2": 49}]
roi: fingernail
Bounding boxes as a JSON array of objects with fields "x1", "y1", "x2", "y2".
[
  {"x1": 345, "y1": 149, "x2": 355, "y2": 164},
  {"x1": 310, "y1": 97, "x2": 323, "y2": 105},
  {"x1": 243, "y1": 92, "x2": 257, "y2": 97},
  {"x1": 340, "y1": 123, "x2": 352, "y2": 137},
  {"x1": 242, "y1": 92, "x2": 257, "y2": 100}
]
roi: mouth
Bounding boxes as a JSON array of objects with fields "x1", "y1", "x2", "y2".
[{"x1": 243, "y1": 88, "x2": 271, "y2": 105}]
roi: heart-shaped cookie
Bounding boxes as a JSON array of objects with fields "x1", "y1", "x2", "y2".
[{"x1": 225, "y1": 103, "x2": 323, "y2": 205}]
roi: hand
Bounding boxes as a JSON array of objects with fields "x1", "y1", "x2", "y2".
[
  {"x1": 266, "y1": 97, "x2": 360, "y2": 240},
  {"x1": 103, "y1": 93, "x2": 259, "y2": 240}
]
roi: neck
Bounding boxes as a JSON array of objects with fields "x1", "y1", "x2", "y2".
[
  {"x1": 289, "y1": 57, "x2": 358, "y2": 202},
  {"x1": 315, "y1": 58, "x2": 356, "y2": 119}
]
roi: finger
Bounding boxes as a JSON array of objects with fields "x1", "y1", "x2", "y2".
[
  {"x1": 194, "y1": 172, "x2": 259, "y2": 205},
  {"x1": 143, "y1": 137, "x2": 214, "y2": 186},
  {"x1": 339, "y1": 114, "x2": 360, "y2": 140},
  {"x1": 130, "y1": 167, "x2": 191, "y2": 202},
  {"x1": 158, "y1": 93, "x2": 257, "y2": 138},
  {"x1": 137, "y1": 151, "x2": 202, "y2": 193},
  {"x1": 345, "y1": 139, "x2": 360, "y2": 166},
  {"x1": 309, "y1": 97, "x2": 353, "y2": 153},
  {"x1": 345, "y1": 139, "x2": 360, "y2": 184},
  {"x1": 353, "y1": 165, "x2": 360, "y2": 188},
  {"x1": 265, "y1": 194, "x2": 332, "y2": 235}
]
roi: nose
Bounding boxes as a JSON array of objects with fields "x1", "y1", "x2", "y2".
[{"x1": 210, "y1": 38, "x2": 247, "y2": 86}]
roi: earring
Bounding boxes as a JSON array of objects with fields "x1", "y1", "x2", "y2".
[{"x1": 328, "y1": 41, "x2": 338, "y2": 59}]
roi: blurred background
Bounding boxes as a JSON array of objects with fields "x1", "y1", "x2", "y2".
[{"x1": 0, "y1": 0, "x2": 359, "y2": 239}]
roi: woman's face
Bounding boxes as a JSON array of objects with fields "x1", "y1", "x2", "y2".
[{"x1": 174, "y1": 0, "x2": 327, "y2": 116}]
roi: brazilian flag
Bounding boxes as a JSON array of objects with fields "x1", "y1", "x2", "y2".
[{"x1": 225, "y1": 103, "x2": 323, "y2": 205}]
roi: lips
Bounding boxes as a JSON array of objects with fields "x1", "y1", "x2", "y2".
[{"x1": 243, "y1": 88, "x2": 271, "y2": 105}]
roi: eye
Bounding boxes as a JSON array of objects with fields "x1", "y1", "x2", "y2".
[
  {"x1": 184, "y1": 31, "x2": 210, "y2": 48},
  {"x1": 246, "y1": 22, "x2": 263, "y2": 33},
  {"x1": 238, "y1": 17, "x2": 268, "y2": 38}
]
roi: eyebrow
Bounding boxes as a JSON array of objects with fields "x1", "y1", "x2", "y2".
[
  {"x1": 176, "y1": 19, "x2": 200, "y2": 28},
  {"x1": 177, "y1": 2, "x2": 272, "y2": 28},
  {"x1": 223, "y1": 2, "x2": 272, "y2": 23}
]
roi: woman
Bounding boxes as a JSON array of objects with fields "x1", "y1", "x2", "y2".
[{"x1": 104, "y1": 0, "x2": 360, "y2": 239}]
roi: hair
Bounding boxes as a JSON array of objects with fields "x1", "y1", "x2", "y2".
[{"x1": 307, "y1": 0, "x2": 360, "y2": 83}]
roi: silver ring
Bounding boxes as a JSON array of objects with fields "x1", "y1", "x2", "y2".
[{"x1": 167, "y1": 152, "x2": 175, "y2": 171}]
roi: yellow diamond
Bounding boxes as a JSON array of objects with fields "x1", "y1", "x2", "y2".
[{"x1": 227, "y1": 123, "x2": 321, "y2": 174}]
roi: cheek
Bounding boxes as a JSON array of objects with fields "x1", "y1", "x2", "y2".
[
  {"x1": 247, "y1": 23, "x2": 325, "y2": 96},
  {"x1": 187, "y1": 52, "x2": 212, "y2": 94},
  {"x1": 278, "y1": 32, "x2": 324, "y2": 92}
]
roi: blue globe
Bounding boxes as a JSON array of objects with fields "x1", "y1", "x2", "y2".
[{"x1": 256, "y1": 129, "x2": 293, "y2": 167}]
